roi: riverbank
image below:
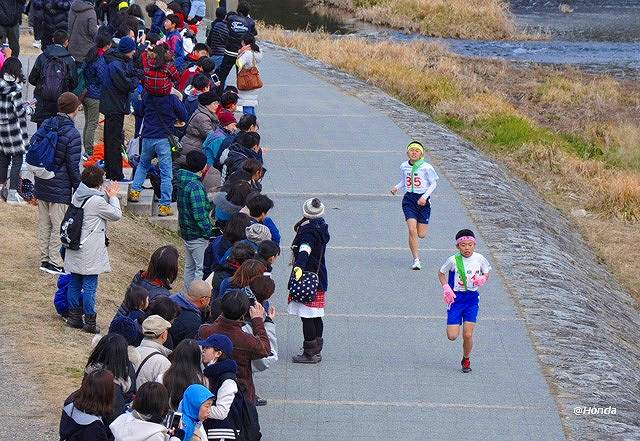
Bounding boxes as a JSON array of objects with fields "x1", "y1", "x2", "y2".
[
  {"x1": 312, "y1": 0, "x2": 519, "y2": 39},
  {"x1": 261, "y1": 26, "x2": 640, "y2": 302}
]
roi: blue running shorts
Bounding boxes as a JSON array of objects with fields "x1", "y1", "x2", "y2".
[
  {"x1": 446, "y1": 290, "x2": 480, "y2": 325},
  {"x1": 402, "y1": 192, "x2": 431, "y2": 224}
]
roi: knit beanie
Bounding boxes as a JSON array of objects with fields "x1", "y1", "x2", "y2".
[
  {"x1": 303, "y1": 198, "x2": 325, "y2": 219},
  {"x1": 218, "y1": 111, "x2": 237, "y2": 127},
  {"x1": 245, "y1": 223, "x2": 272, "y2": 243},
  {"x1": 109, "y1": 316, "x2": 143, "y2": 346},
  {"x1": 57, "y1": 92, "x2": 80, "y2": 114},
  {"x1": 118, "y1": 36, "x2": 136, "y2": 54},
  {"x1": 198, "y1": 91, "x2": 217, "y2": 106},
  {"x1": 186, "y1": 150, "x2": 207, "y2": 173}
]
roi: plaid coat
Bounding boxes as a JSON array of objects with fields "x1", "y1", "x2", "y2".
[
  {"x1": 176, "y1": 168, "x2": 213, "y2": 241},
  {"x1": 0, "y1": 78, "x2": 30, "y2": 155}
]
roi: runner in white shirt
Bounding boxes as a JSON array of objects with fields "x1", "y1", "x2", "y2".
[{"x1": 389, "y1": 141, "x2": 439, "y2": 270}]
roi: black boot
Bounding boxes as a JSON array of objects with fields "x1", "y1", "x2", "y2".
[
  {"x1": 82, "y1": 314, "x2": 101, "y2": 334},
  {"x1": 292, "y1": 340, "x2": 320, "y2": 364},
  {"x1": 66, "y1": 308, "x2": 84, "y2": 329},
  {"x1": 315, "y1": 337, "x2": 324, "y2": 362}
]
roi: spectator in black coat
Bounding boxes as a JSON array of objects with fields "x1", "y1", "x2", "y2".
[
  {"x1": 32, "y1": 0, "x2": 71, "y2": 49},
  {"x1": 0, "y1": 0, "x2": 25, "y2": 56},
  {"x1": 59, "y1": 369, "x2": 115, "y2": 441},
  {"x1": 28, "y1": 30, "x2": 78, "y2": 127},
  {"x1": 223, "y1": 131, "x2": 262, "y2": 182},
  {"x1": 98, "y1": 36, "x2": 139, "y2": 181},
  {"x1": 169, "y1": 280, "x2": 211, "y2": 346},
  {"x1": 216, "y1": 2, "x2": 257, "y2": 85},
  {"x1": 34, "y1": 92, "x2": 82, "y2": 275}
]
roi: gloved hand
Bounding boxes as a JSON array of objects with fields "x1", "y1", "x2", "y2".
[
  {"x1": 293, "y1": 266, "x2": 303, "y2": 281},
  {"x1": 442, "y1": 284, "x2": 456, "y2": 309},
  {"x1": 472, "y1": 274, "x2": 488, "y2": 287}
]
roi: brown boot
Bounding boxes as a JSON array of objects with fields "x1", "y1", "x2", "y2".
[
  {"x1": 291, "y1": 340, "x2": 320, "y2": 364},
  {"x1": 314, "y1": 337, "x2": 324, "y2": 362}
]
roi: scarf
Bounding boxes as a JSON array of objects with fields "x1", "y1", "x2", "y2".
[{"x1": 181, "y1": 384, "x2": 214, "y2": 441}]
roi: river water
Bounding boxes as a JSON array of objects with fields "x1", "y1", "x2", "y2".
[{"x1": 246, "y1": 0, "x2": 640, "y2": 76}]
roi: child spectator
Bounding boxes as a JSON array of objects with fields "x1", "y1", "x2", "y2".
[
  {"x1": 114, "y1": 285, "x2": 149, "y2": 323},
  {"x1": 182, "y1": 42, "x2": 210, "y2": 71},
  {"x1": 257, "y1": 240, "x2": 280, "y2": 274},
  {"x1": 163, "y1": 13, "x2": 185, "y2": 69},
  {"x1": 223, "y1": 132, "x2": 262, "y2": 180},
  {"x1": 245, "y1": 193, "x2": 280, "y2": 244},
  {"x1": 213, "y1": 179, "x2": 251, "y2": 227},
  {"x1": 179, "y1": 384, "x2": 213, "y2": 441},
  {"x1": 145, "y1": 3, "x2": 166, "y2": 35},
  {"x1": 179, "y1": 52, "x2": 213, "y2": 91},
  {"x1": 181, "y1": 73, "x2": 212, "y2": 122},
  {"x1": 236, "y1": 34, "x2": 262, "y2": 116},
  {"x1": 244, "y1": 223, "x2": 271, "y2": 249},
  {"x1": 203, "y1": 110, "x2": 237, "y2": 171},
  {"x1": 225, "y1": 158, "x2": 263, "y2": 193},
  {"x1": 143, "y1": 43, "x2": 181, "y2": 96},
  {"x1": 167, "y1": 1, "x2": 186, "y2": 28},
  {"x1": 129, "y1": 245, "x2": 179, "y2": 301},
  {"x1": 65, "y1": 166, "x2": 122, "y2": 334},
  {"x1": 206, "y1": 7, "x2": 228, "y2": 71},
  {"x1": 177, "y1": 150, "x2": 213, "y2": 291},
  {"x1": 203, "y1": 212, "x2": 254, "y2": 280},
  {"x1": 216, "y1": 90, "x2": 238, "y2": 117},
  {"x1": 208, "y1": 242, "x2": 255, "y2": 299},
  {"x1": 438, "y1": 229, "x2": 491, "y2": 373},
  {"x1": 217, "y1": 259, "x2": 266, "y2": 302},
  {"x1": 162, "y1": 339, "x2": 207, "y2": 410},
  {"x1": 243, "y1": 276, "x2": 277, "y2": 381}
]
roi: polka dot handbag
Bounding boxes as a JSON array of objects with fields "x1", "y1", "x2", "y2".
[{"x1": 288, "y1": 270, "x2": 319, "y2": 303}]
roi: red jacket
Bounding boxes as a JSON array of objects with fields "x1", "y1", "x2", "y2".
[
  {"x1": 198, "y1": 316, "x2": 271, "y2": 403},
  {"x1": 143, "y1": 57, "x2": 181, "y2": 96}
]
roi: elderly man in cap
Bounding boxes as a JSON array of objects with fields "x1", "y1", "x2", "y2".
[{"x1": 135, "y1": 314, "x2": 173, "y2": 386}]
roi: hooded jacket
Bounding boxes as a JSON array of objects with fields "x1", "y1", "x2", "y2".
[
  {"x1": 292, "y1": 218, "x2": 331, "y2": 291},
  {"x1": 179, "y1": 105, "x2": 219, "y2": 166},
  {"x1": 202, "y1": 358, "x2": 239, "y2": 437},
  {"x1": 84, "y1": 49, "x2": 106, "y2": 100},
  {"x1": 129, "y1": 270, "x2": 172, "y2": 302},
  {"x1": 0, "y1": 0, "x2": 25, "y2": 27},
  {"x1": 203, "y1": 235, "x2": 232, "y2": 280},
  {"x1": 109, "y1": 411, "x2": 171, "y2": 441},
  {"x1": 40, "y1": 0, "x2": 71, "y2": 33},
  {"x1": 135, "y1": 339, "x2": 172, "y2": 387},
  {"x1": 223, "y1": 12, "x2": 257, "y2": 56},
  {"x1": 176, "y1": 169, "x2": 212, "y2": 241},
  {"x1": 28, "y1": 44, "x2": 78, "y2": 123},
  {"x1": 33, "y1": 113, "x2": 81, "y2": 204},
  {"x1": 63, "y1": 182, "x2": 122, "y2": 275},
  {"x1": 169, "y1": 293, "x2": 203, "y2": 346},
  {"x1": 68, "y1": 0, "x2": 98, "y2": 62},
  {"x1": 140, "y1": 93, "x2": 188, "y2": 139},
  {"x1": 213, "y1": 190, "x2": 242, "y2": 223},
  {"x1": 59, "y1": 402, "x2": 113, "y2": 441},
  {"x1": 98, "y1": 49, "x2": 139, "y2": 115},
  {"x1": 223, "y1": 143, "x2": 262, "y2": 182}
]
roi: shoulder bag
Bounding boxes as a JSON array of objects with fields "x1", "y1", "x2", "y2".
[
  {"x1": 287, "y1": 240, "x2": 325, "y2": 304},
  {"x1": 236, "y1": 52, "x2": 263, "y2": 91}
]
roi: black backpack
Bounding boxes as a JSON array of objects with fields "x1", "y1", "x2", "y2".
[
  {"x1": 60, "y1": 197, "x2": 93, "y2": 250},
  {"x1": 40, "y1": 56, "x2": 68, "y2": 101}
]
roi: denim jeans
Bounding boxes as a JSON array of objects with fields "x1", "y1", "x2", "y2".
[
  {"x1": 132, "y1": 137, "x2": 173, "y2": 206},
  {"x1": 184, "y1": 238, "x2": 209, "y2": 292},
  {"x1": 212, "y1": 55, "x2": 224, "y2": 72},
  {"x1": 242, "y1": 106, "x2": 256, "y2": 116},
  {"x1": 67, "y1": 273, "x2": 99, "y2": 315}
]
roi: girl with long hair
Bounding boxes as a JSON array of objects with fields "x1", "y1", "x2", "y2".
[{"x1": 162, "y1": 339, "x2": 207, "y2": 410}]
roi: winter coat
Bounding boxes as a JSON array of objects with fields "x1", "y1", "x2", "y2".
[
  {"x1": 0, "y1": 0, "x2": 25, "y2": 27},
  {"x1": 84, "y1": 49, "x2": 105, "y2": 100},
  {"x1": 178, "y1": 104, "x2": 218, "y2": 166},
  {"x1": 236, "y1": 50, "x2": 262, "y2": 108},
  {"x1": 213, "y1": 191, "x2": 242, "y2": 223},
  {"x1": 59, "y1": 401, "x2": 113, "y2": 441},
  {"x1": 198, "y1": 315, "x2": 270, "y2": 403},
  {"x1": 28, "y1": 44, "x2": 78, "y2": 123},
  {"x1": 203, "y1": 235, "x2": 232, "y2": 280},
  {"x1": 128, "y1": 270, "x2": 173, "y2": 302},
  {"x1": 99, "y1": 49, "x2": 139, "y2": 115},
  {"x1": 0, "y1": 77, "x2": 30, "y2": 155},
  {"x1": 242, "y1": 317, "x2": 278, "y2": 372},
  {"x1": 149, "y1": 9, "x2": 165, "y2": 35},
  {"x1": 202, "y1": 126, "x2": 232, "y2": 168},
  {"x1": 223, "y1": 143, "x2": 262, "y2": 181},
  {"x1": 41, "y1": 0, "x2": 72, "y2": 33},
  {"x1": 135, "y1": 339, "x2": 172, "y2": 387},
  {"x1": 202, "y1": 358, "x2": 239, "y2": 436},
  {"x1": 68, "y1": 0, "x2": 98, "y2": 61},
  {"x1": 169, "y1": 293, "x2": 203, "y2": 346},
  {"x1": 109, "y1": 411, "x2": 173, "y2": 441},
  {"x1": 293, "y1": 218, "x2": 331, "y2": 291},
  {"x1": 223, "y1": 13, "x2": 256, "y2": 56},
  {"x1": 63, "y1": 183, "x2": 122, "y2": 275},
  {"x1": 164, "y1": 29, "x2": 185, "y2": 65},
  {"x1": 139, "y1": 93, "x2": 188, "y2": 139},
  {"x1": 176, "y1": 168, "x2": 212, "y2": 241},
  {"x1": 33, "y1": 113, "x2": 82, "y2": 204},
  {"x1": 206, "y1": 18, "x2": 228, "y2": 56}
]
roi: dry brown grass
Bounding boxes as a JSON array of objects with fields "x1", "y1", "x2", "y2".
[
  {"x1": 261, "y1": 25, "x2": 640, "y2": 299},
  {"x1": 0, "y1": 206, "x2": 183, "y2": 417},
  {"x1": 316, "y1": 0, "x2": 517, "y2": 39}
]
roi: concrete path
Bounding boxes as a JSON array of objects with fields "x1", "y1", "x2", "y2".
[{"x1": 248, "y1": 49, "x2": 566, "y2": 440}]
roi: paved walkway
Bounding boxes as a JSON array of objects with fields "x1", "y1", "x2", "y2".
[{"x1": 249, "y1": 49, "x2": 565, "y2": 440}]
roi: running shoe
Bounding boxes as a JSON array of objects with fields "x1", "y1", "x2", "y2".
[
  {"x1": 40, "y1": 262, "x2": 66, "y2": 275},
  {"x1": 412, "y1": 258, "x2": 421, "y2": 270},
  {"x1": 461, "y1": 357, "x2": 472, "y2": 373},
  {"x1": 158, "y1": 205, "x2": 173, "y2": 216}
]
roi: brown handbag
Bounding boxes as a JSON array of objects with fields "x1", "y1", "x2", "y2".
[{"x1": 236, "y1": 52, "x2": 263, "y2": 91}]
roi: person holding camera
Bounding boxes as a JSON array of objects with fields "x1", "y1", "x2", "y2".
[{"x1": 65, "y1": 165, "x2": 122, "y2": 334}]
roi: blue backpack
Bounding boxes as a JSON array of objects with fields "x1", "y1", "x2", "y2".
[{"x1": 26, "y1": 120, "x2": 59, "y2": 172}]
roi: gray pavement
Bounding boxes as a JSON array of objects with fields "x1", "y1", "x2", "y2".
[{"x1": 248, "y1": 49, "x2": 566, "y2": 440}]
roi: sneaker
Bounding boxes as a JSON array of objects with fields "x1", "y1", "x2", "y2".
[
  {"x1": 128, "y1": 189, "x2": 141, "y2": 202},
  {"x1": 40, "y1": 262, "x2": 66, "y2": 275},
  {"x1": 412, "y1": 258, "x2": 421, "y2": 270},
  {"x1": 158, "y1": 205, "x2": 173, "y2": 216},
  {"x1": 461, "y1": 357, "x2": 472, "y2": 373},
  {"x1": 6, "y1": 189, "x2": 27, "y2": 205},
  {"x1": 32, "y1": 40, "x2": 41, "y2": 48}
]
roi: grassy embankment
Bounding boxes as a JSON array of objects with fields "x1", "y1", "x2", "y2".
[
  {"x1": 0, "y1": 206, "x2": 183, "y2": 417},
  {"x1": 261, "y1": 26, "x2": 640, "y2": 301},
  {"x1": 312, "y1": 0, "x2": 517, "y2": 39}
]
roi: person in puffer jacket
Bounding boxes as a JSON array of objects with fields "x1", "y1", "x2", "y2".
[
  {"x1": 178, "y1": 91, "x2": 219, "y2": 169},
  {"x1": 222, "y1": 131, "x2": 262, "y2": 182},
  {"x1": 216, "y1": 2, "x2": 256, "y2": 86},
  {"x1": 128, "y1": 245, "x2": 180, "y2": 302},
  {"x1": 67, "y1": 0, "x2": 98, "y2": 62},
  {"x1": 35, "y1": 0, "x2": 72, "y2": 49},
  {"x1": 34, "y1": 93, "x2": 82, "y2": 275}
]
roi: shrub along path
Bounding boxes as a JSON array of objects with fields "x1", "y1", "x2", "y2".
[{"x1": 251, "y1": 48, "x2": 564, "y2": 439}]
